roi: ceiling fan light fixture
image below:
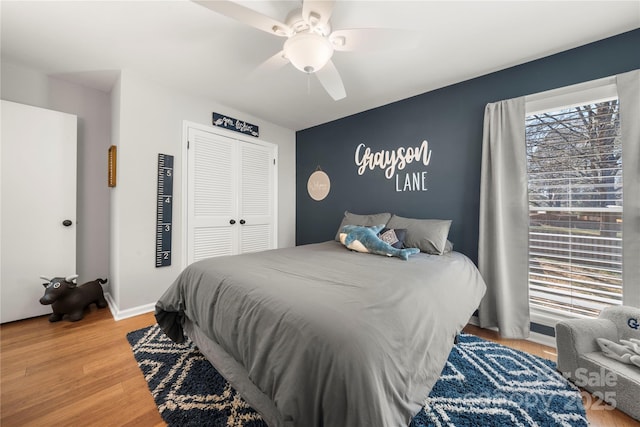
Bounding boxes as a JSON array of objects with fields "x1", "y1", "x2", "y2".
[{"x1": 283, "y1": 32, "x2": 334, "y2": 74}]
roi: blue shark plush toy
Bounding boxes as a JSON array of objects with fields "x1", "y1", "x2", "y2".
[{"x1": 339, "y1": 224, "x2": 420, "y2": 261}]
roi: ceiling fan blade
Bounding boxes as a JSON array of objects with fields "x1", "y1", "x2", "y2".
[
  {"x1": 193, "y1": 0, "x2": 292, "y2": 37},
  {"x1": 315, "y1": 60, "x2": 346, "y2": 101},
  {"x1": 330, "y1": 28, "x2": 419, "y2": 52},
  {"x1": 251, "y1": 50, "x2": 289, "y2": 77},
  {"x1": 302, "y1": 0, "x2": 335, "y2": 28}
]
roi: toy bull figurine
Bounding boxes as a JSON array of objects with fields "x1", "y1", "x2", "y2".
[{"x1": 39, "y1": 275, "x2": 108, "y2": 322}]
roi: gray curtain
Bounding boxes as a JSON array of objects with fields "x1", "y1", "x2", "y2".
[
  {"x1": 477, "y1": 97, "x2": 530, "y2": 339},
  {"x1": 617, "y1": 69, "x2": 640, "y2": 307}
]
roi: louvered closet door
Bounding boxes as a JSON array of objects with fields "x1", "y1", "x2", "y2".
[
  {"x1": 187, "y1": 128, "x2": 239, "y2": 263},
  {"x1": 238, "y1": 142, "x2": 275, "y2": 253}
]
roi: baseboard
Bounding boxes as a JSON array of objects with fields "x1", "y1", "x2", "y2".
[
  {"x1": 467, "y1": 316, "x2": 557, "y2": 349},
  {"x1": 104, "y1": 293, "x2": 156, "y2": 321},
  {"x1": 526, "y1": 330, "x2": 557, "y2": 349}
]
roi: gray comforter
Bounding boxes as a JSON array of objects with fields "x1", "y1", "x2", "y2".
[{"x1": 156, "y1": 241, "x2": 486, "y2": 427}]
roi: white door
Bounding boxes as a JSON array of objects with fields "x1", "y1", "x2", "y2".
[
  {"x1": 186, "y1": 124, "x2": 276, "y2": 265},
  {"x1": 187, "y1": 127, "x2": 238, "y2": 263},
  {"x1": 1, "y1": 100, "x2": 77, "y2": 323},
  {"x1": 238, "y1": 142, "x2": 275, "y2": 254}
]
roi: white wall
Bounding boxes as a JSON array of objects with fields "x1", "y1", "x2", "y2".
[
  {"x1": 49, "y1": 79, "x2": 112, "y2": 287},
  {"x1": 1, "y1": 60, "x2": 111, "y2": 288},
  {"x1": 110, "y1": 70, "x2": 296, "y2": 316},
  {"x1": 1, "y1": 61, "x2": 49, "y2": 107},
  {"x1": 109, "y1": 75, "x2": 122, "y2": 307}
]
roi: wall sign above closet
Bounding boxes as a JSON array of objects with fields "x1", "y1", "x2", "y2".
[{"x1": 212, "y1": 112, "x2": 259, "y2": 137}]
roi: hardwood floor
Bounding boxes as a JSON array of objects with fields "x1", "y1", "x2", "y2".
[
  {"x1": 1, "y1": 307, "x2": 163, "y2": 427},
  {"x1": 1, "y1": 308, "x2": 637, "y2": 426}
]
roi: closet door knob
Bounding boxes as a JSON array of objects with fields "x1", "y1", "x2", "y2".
[
  {"x1": 62, "y1": 219, "x2": 73, "y2": 227},
  {"x1": 229, "y1": 219, "x2": 236, "y2": 225},
  {"x1": 239, "y1": 219, "x2": 246, "y2": 225}
]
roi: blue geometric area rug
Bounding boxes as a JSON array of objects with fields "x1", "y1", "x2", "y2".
[
  {"x1": 410, "y1": 334, "x2": 588, "y2": 427},
  {"x1": 127, "y1": 325, "x2": 588, "y2": 427}
]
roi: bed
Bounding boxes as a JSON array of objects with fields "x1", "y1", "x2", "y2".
[{"x1": 156, "y1": 239, "x2": 486, "y2": 427}]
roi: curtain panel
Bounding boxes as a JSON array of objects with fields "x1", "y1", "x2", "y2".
[
  {"x1": 477, "y1": 97, "x2": 530, "y2": 339},
  {"x1": 617, "y1": 69, "x2": 640, "y2": 307},
  {"x1": 478, "y1": 70, "x2": 640, "y2": 339}
]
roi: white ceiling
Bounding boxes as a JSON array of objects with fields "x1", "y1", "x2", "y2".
[{"x1": 1, "y1": 1, "x2": 638, "y2": 131}]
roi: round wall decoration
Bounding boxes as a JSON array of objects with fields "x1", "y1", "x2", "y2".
[{"x1": 307, "y1": 170, "x2": 331, "y2": 201}]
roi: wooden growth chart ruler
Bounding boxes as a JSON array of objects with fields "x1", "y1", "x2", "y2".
[{"x1": 156, "y1": 153, "x2": 173, "y2": 267}]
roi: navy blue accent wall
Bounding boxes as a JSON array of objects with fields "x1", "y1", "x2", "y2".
[{"x1": 296, "y1": 29, "x2": 640, "y2": 263}]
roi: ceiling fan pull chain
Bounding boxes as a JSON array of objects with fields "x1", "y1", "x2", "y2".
[{"x1": 307, "y1": 73, "x2": 311, "y2": 96}]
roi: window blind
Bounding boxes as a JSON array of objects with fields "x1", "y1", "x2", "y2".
[{"x1": 525, "y1": 100, "x2": 622, "y2": 318}]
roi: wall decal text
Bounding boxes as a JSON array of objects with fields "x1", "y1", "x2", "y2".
[{"x1": 354, "y1": 140, "x2": 432, "y2": 191}]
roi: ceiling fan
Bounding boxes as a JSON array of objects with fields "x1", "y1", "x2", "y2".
[{"x1": 193, "y1": 0, "x2": 416, "y2": 100}]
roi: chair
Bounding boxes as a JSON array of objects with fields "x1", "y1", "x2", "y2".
[{"x1": 555, "y1": 305, "x2": 640, "y2": 420}]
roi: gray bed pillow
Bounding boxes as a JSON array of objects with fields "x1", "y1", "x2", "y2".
[
  {"x1": 385, "y1": 215, "x2": 452, "y2": 255},
  {"x1": 334, "y1": 211, "x2": 392, "y2": 241},
  {"x1": 444, "y1": 239, "x2": 454, "y2": 254}
]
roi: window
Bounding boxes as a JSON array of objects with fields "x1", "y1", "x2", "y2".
[{"x1": 525, "y1": 82, "x2": 622, "y2": 319}]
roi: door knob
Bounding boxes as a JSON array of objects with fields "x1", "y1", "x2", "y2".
[
  {"x1": 229, "y1": 219, "x2": 236, "y2": 225},
  {"x1": 62, "y1": 220, "x2": 73, "y2": 227},
  {"x1": 239, "y1": 219, "x2": 246, "y2": 225}
]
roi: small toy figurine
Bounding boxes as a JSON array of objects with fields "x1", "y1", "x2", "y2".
[{"x1": 39, "y1": 275, "x2": 108, "y2": 322}]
